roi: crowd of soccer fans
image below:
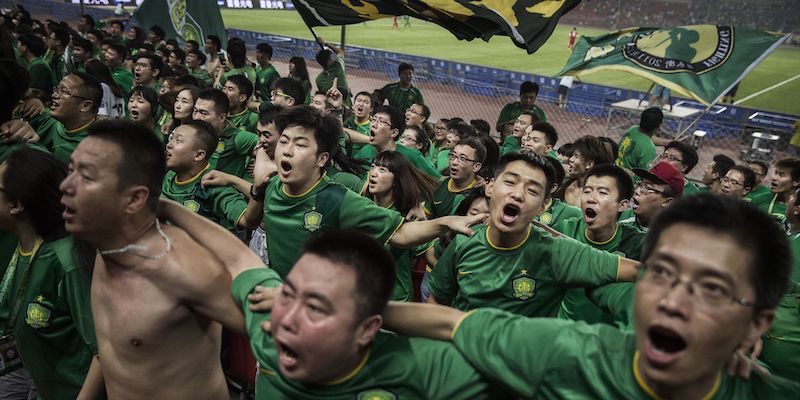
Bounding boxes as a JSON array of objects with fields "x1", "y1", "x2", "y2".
[{"x1": 0, "y1": 5, "x2": 798, "y2": 399}]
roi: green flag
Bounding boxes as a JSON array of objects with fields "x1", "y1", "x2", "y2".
[
  {"x1": 557, "y1": 25, "x2": 789, "y2": 105},
  {"x1": 291, "y1": 0, "x2": 582, "y2": 54},
  {"x1": 133, "y1": 0, "x2": 227, "y2": 44}
]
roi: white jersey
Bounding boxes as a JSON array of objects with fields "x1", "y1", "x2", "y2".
[{"x1": 98, "y1": 82, "x2": 125, "y2": 119}]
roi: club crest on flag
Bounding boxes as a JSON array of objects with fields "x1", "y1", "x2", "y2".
[{"x1": 623, "y1": 26, "x2": 734, "y2": 74}]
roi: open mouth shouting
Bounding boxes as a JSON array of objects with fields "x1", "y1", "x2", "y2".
[
  {"x1": 275, "y1": 339, "x2": 301, "y2": 373},
  {"x1": 279, "y1": 160, "x2": 293, "y2": 179},
  {"x1": 644, "y1": 324, "x2": 688, "y2": 368},
  {"x1": 500, "y1": 203, "x2": 521, "y2": 226},
  {"x1": 584, "y1": 206, "x2": 598, "y2": 225}
]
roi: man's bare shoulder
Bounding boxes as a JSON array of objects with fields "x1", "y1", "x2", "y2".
[{"x1": 155, "y1": 225, "x2": 230, "y2": 300}]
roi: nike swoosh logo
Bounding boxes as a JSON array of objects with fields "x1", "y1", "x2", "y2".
[
  {"x1": 457, "y1": 270, "x2": 473, "y2": 276},
  {"x1": 433, "y1": 201, "x2": 444, "y2": 205}
]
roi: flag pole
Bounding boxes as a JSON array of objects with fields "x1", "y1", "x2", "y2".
[
  {"x1": 305, "y1": 25, "x2": 325, "y2": 49},
  {"x1": 674, "y1": 103, "x2": 715, "y2": 141},
  {"x1": 340, "y1": 26, "x2": 347, "y2": 52}
]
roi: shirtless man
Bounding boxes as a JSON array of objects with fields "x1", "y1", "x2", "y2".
[{"x1": 59, "y1": 120, "x2": 245, "y2": 399}]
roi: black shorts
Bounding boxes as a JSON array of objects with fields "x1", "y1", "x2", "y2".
[{"x1": 558, "y1": 85, "x2": 569, "y2": 96}]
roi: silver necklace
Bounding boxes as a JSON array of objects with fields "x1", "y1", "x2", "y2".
[{"x1": 99, "y1": 220, "x2": 172, "y2": 260}]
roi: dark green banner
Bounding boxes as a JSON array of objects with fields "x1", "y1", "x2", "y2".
[
  {"x1": 557, "y1": 25, "x2": 789, "y2": 105},
  {"x1": 134, "y1": 0, "x2": 227, "y2": 44},
  {"x1": 291, "y1": 0, "x2": 581, "y2": 54}
]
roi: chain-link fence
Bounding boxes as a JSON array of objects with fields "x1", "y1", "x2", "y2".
[{"x1": 237, "y1": 30, "x2": 796, "y2": 182}]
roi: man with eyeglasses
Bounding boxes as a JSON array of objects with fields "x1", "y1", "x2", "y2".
[
  {"x1": 383, "y1": 194, "x2": 799, "y2": 398},
  {"x1": 554, "y1": 165, "x2": 646, "y2": 324},
  {"x1": 427, "y1": 151, "x2": 640, "y2": 316},
  {"x1": 380, "y1": 63, "x2": 423, "y2": 112},
  {"x1": 191, "y1": 88, "x2": 259, "y2": 179},
  {"x1": 657, "y1": 141, "x2": 702, "y2": 195},
  {"x1": 354, "y1": 105, "x2": 439, "y2": 178},
  {"x1": 720, "y1": 165, "x2": 756, "y2": 199},
  {"x1": 425, "y1": 138, "x2": 485, "y2": 219},
  {"x1": 132, "y1": 53, "x2": 162, "y2": 92},
  {"x1": 701, "y1": 154, "x2": 735, "y2": 194},
  {"x1": 620, "y1": 162, "x2": 684, "y2": 232},
  {"x1": 745, "y1": 160, "x2": 771, "y2": 202},
  {"x1": 404, "y1": 103, "x2": 429, "y2": 129}
]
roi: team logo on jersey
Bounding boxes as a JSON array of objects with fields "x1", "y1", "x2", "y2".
[
  {"x1": 512, "y1": 276, "x2": 536, "y2": 300},
  {"x1": 356, "y1": 389, "x2": 396, "y2": 400},
  {"x1": 216, "y1": 142, "x2": 225, "y2": 153},
  {"x1": 622, "y1": 26, "x2": 734, "y2": 74},
  {"x1": 184, "y1": 200, "x2": 201, "y2": 213},
  {"x1": 304, "y1": 210, "x2": 323, "y2": 232},
  {"x1": 539, "y1": 212, "x2": 553, "y2": 225},
  {"x1": 25, "y1": 297, "x2": 51, "y2": 329}
]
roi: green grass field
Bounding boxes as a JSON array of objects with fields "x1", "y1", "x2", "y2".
[{"x1": 221, "y1": 9, "x2": 800, "y2": 116}]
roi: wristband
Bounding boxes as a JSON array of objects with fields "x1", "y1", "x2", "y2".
[{"x1": 250, "y1": 184, "x2": 266, "y2": 202}]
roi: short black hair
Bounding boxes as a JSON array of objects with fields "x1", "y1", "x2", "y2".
[
  {"x1": 774, "y1": 157, "x2": 800, "y2": 182},
  {"x1": 470, "y1": 119, "x2": 490, "y2": 136},
  {"x1": 544, "y1": 156, "x2": 565, "y2": 192},
  {"x1": 129, "y1": 85, "x2": 159, "y2": 116},
  {"x1": 109, "y1": 20, "x2": 124, "y2": 29},
  {"x1": 518, "y1": 111, "x2": 540, "y2": 124},
  {"x1": 598, "y1": 137, "x2": 619, "y2": 161},
  {"x1": 180, "y1": 120, "x2": 218, "y2": 161},
  {"x1": 530, "y1": 121, "x2": 558, "y2": 146},
  {"x1": 72, "y1": 36, "x2": 93, "y2": 54},
  {"x1": 226, "y1": 38, "x2": 247, "y2": 68},
  {"x1": 748, "y1": 159, "x2": 769, "y2": 176},
  {"x1": 728, "y1": 165, "x2": 756, "y2": 190},
  {"x1": 206, "y1": 34, "x2": 221, "y2": 50},
  {"x1": 640, "y1": 107, "x2": 664, "y2": 133},
  {"x1": 520, "y1": 80, "x2": 539, "y2": 95},
  {"x1": 258, "y1": 103, "x2": 284, "y2": 127},
  {"x1": 275, "y1": 105, "x2": 342, "y2": 157},
  {"x1": 398, "y1": 62, "x2": 413, "y2": 74},
  {"x1": 404, "y1": 125, "x2": 430, "y2": 155},
  {"x1": 456, "y1": 137, "x2": 487, "y2": 164},
  {"x1": 197, "y1": 88, "x2": 230, "y2": 115},
  {"x1": 135, "y1": 52, "x2": 164, "y2": 77},
  {"x1": 186, "y1": 49, "x2": 207, "y2": 65},
  {"x1": 185, "y1": 39, "x2": 199, "y2": 51},
  {"x1": 494, "y1": 150, "x2": 555, "y2": 200},
  {"x1": 256, "y1": 42, "x2": 273, "y2": 58},
  {"x1": 449, "y1": 121, "x2": 478, "y2": 140},
  {"x1": 374, "y1": 105, "x2": 405, "y2": 134},
  {"x1": 586, "y1": 164, "x2": 634, "y2": 201},
  {"x1": 712, "y1": 154, "x2": 735, "y2": 180},
  {"x1": 19, "y1": 34, "x2": 45, "y2": 57},
  {"x1": 170, "y1": 48, "x2": 185, "y2": 63},
  {"x1": 301, "y1": 229, "x2": 395, "y2": 322},
  {"x1": 106, "y1": 42, "x2": 128, "y2": 60},
  {"x1": 87, "y1": 28, "x2": 104, "y2": 41},
  {"x1": 226, "y1": 74, "x2": 254, "y2": 100},
  {"x1": 644, "y1": 194, "x2": 791, "y2": 313},
  {"x1": 50, "y1": 27, "x2": 70, "y2": 47},
  {"x1": 272, "y1": 77, "x2": 305, "y2": 105},
  {"x1": 72, "y1": 72, "x2": 103, "y2": 114},
  {"x1": 315, "y1": 48, "x2": 334, "y2": 68},
  {"x1": 87, "y1": 119, "x2": 166, "y2": 212},
  {"x1": 573, "y1": 135, "x2": 615, "y2": 168},
  {"x1": 557, "y1": 142, "x2": 575, "y2": 159},
  {"x1": 416, "y1": 103, "x2": 431, "y2": 120},
  {"x1": 80, "y1": 14, "x2": 95, "y2": 28},
  {"x1": 3, "y1": 148, "x2": 66, "y2": 238},
  {"x1": 664, "y1": 141, "x2": 698, "y2": 174},
  {"x1": 149, "y1": 25, "x2": 165, "y2": 39}
]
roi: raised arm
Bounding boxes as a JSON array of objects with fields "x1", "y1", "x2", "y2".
[
  {"x1": 389, "y1": 214, "x2": 484, "y2": 248},
  {"x1": 158, "y1": 198, "x2": 263, "y2": 278},
  {"x1": 382, "y1": 301, "x2": 465, "y2": 341},
  {"x1": 617, "y1": 257, "x2": 640, "y2": 282}
]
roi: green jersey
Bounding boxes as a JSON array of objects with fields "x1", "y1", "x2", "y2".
[
  {"x1": 752, "y1": 192, "x2": 789, "y2": 231},
  {"x1": 111, "y1": 67, "x2": 134, "y2": 95},
  {"x1": 589, "y1": 282, "x2": 636, "y2": 329},
  {"x1": 453, "y1": 308, "x2": 800, "y2": 399},
  {"x1": 435, "y1": 148, "x2": 450, "y2": 173},
  {"x1": 161, "y1": 167, "x2": 248, "y2": 232},
  {"x1": 496, "y1": 101, "x2": 547, "y2": 131},
  {"x1": 429, "y1": 224, "x2": 621, "y2": 316},
  {"x1": 536, "y1": 198, "x2": 582, "y2": 228},
  {"x1": 228, "y1": 109, "x2": 259, "y2": 133},
  {"x1": 53, "y1": 122, "x2": 90, "y2": 164},
  {"x1": 343, "y1": 115, "x2": 370, "y2": 156},
  {"x1": 189, "y1": 68, "x2": 213, "y2": 88},
  {"x1": 255, "y1": 64, "x2": 280, "y2": 103},
  {"x1": 500, "y1": 135, "x2": 521, "y2": 155},
  {"x1": 790, "y1": 233, "x2": 800, "y2": 281},
  {"x1": 553, "y1": 218, "x2": 646, "y2": 324},
  {"x1": 27, "y1": 57, "x2": 56, "y2": 97},
  {"x1": 231, "y1": 268, "x2": 501, "y2": 399},
  {"x1": 380, "y1": 82, "x2": 423, "y2": 112},
  {"x1": 210, "y1": 124, "x2": 259, "y2": 179},
  {"x1": 219, "y1": 66, "x2": 257, "y2": 87},
  {"x1": 262, "y1": 175, "x2": 405, "y2": 278},
  {"x1": 316, "y1": 57, "x2": 350, "y2": 106},
  {"x1": 745, "y1": 184, "x2": 771, "y2": 202},
  {"x1": 355, "y1": 144, "x2": 439, "y2": 178},
  {"x1": 424, "y1": 177, "x2": 478, "y2": 218},
  {"x1": 761, "y1": 281, "x2": 800, "y2": 380},
  {"x1": 683, "y1": 181, "x2": 706, "y2": 196},
  {"x1": 6, "y1": 236, "x2": 98, "y2": 400},
  {"x1": 616, "y1": 125, "x2": 657, "y2": 170},
  {"x1": 325, "y1": 165, "x2": 364, "y2": 193}
]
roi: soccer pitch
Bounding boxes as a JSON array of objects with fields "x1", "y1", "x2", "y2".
[{"x1": 221, "y1": 9, "x2": 800, "y2": 116}]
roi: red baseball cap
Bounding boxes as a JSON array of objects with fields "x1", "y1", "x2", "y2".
[{"x1": 633, "y1": 162, "x2": 684, "y2": 196}]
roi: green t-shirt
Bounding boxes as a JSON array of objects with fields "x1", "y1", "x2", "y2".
[
  {"x1": 355, "y1": 144, "x2": 439, "y2": 178},
  {"x1": 536, "y1": 198, "x2": 582, "y2": 228},
  {"x1": 228, "y1": 109, "x2": 259, "y2": 134},
  {"x1": 231, "y1": 268, "x2": 501, "y2": 399},
  {"x1": 616, "y1": 126, "x2": 657, "y2": 171},
  {"x1": 790, "y1": 233, "x2": 800, "y2": 281},
  {"x1": 209, "y1": 124, "x2": 259, "y2": 179},
  {"x1": 496, "y1": 101, "x2": 547, "y2": 131},
  {"x1": 745, "y1": 184, "x2": 771, "y2": 202},
  {"x1": 553, "y1": 218, "x2": 646, "y2": 324},
  {"x1": 14, "y1": 109, "x2": 66, "y2": 159},
  {"x1": 435, "y1": 148, "x2": 450, "y2": 173},
  {"x1": 325, "y1": 165, "x2": 364, "y2": 193},
  {"x1": 453, "y1": 308, "x2": 800, "y2": 399},
  {"x1": 500, "y1": 135, "x2": 521, "y2": 156},
  {"x1": 219, "y1": 66, "x2": 257, "y2": 87},
  {"x1": 761, "y1": 281, "x2": 800, "y2": 380},
  {"x1": 683, "y1": 180, "x2": 705, "y2": 196},
  {"x1": 424, "y1": 177, "x2": 477, "y2": 218},
  {"x1": 161, "y1": 167, "x2": 248, "y2": 232},
  {"x1": 315, "y1": 57, "x2": 350, "y2": 106},
  {"x1": 53, "y1": 122, "x2": 90, "y2": 164},
  {"x1": 189, "y1": 68, "x2": 213, "y2": 88},
  {"x1": 8, "y1": 236, "x2": 98, "y2": 400},
  {"x1": 380, "y1": 82, "x2": 423, "y2": 112},
  {"x1": 262, "y1": 175, "x2": 405, "y2": 278},
  {"x1": 751, "y1": 192, "x2": 789, "y2": 231},
  {"x1": 429, "y1": 224, "x2": 620, "y2": 316},
  {"x1": 255, "y1": 64, "x2": 280, "y2": 103},
  {"x1": 111, "y1": 67, "x2": 134, "y2": 95},
  {"x1": 589, "y1": 282, "x2": 636, "y2": 329},
  {"x1": 343, "y1": 115, "x2": 371, "y2": 156},
  {"x1": 27, "y1": 57, "x2": 56, "y2": 97}
]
